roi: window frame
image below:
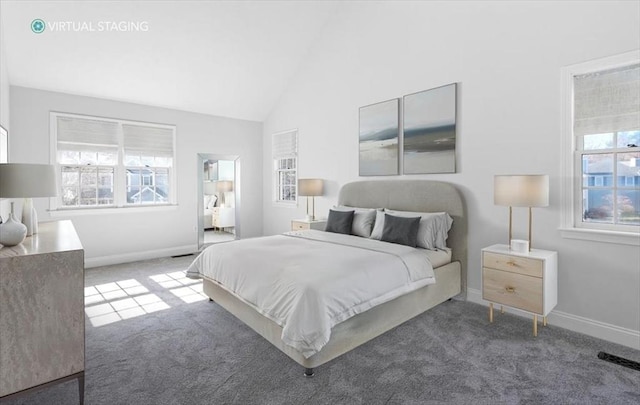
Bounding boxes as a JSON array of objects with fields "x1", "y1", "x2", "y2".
[
  {"x1": 50, "y1": 112, "x2": 177, "y2": 211},
  {"x1": 560, "y1": 51, "x2": 640, "y2": 246},
  {"x1": 272, "y1": 129, "x2": 298, "y2": 206}
]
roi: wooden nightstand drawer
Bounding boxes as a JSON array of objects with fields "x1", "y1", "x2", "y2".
[
  {"x1": 483, "y1": 268, "x2": 543, "y2": 314},
  {"x1": 291, "y1": 221, "x2": 309, "y2": 230},
  {"x1": 291, "y1": 220, "x2": 326, "y2": 231},
  {"x1": 483, "y1": 251, "x2": 543, "y2": 278}
]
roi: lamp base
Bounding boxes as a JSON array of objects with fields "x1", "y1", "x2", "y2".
[
  {"x1": 305, "y1": 214, "x2": 314, "y2": 222},
  {"x1": 0, "y1": 212, "x2": 28, "y2": 247}
]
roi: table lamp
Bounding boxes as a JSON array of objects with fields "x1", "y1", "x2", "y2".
[
  {"x1": 216, "y1": 180, "x2": 233, "y2": 207},
  {"x1": 0, "y1": 163, "x2": 58, "y2": 246},
  {"x1": 494, "y1": 174, "x2": 549, "y2": 251},
  {"x1": 298, "y1": 179, "x2": 324, "y2": 221}
]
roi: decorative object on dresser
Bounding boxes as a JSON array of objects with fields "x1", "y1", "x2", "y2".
[
  {"x1": 291, "y1": 218, "x2": 327, "y2": 231},
  {"x1": 359, "y1": 98, "x2": 400, "y2": 176},
  {"x1": 482, "y1": 244, "x2": 557, "y2": 336},
  {"x1": 0, "y1": 163, "x2": 58, "y2": 244},
  {"x1": 494, "y1": 174, "x2": 549, "y2": 251},
  {"x1": 0, "y1": 220, "x2": 85, "y2": 404},
  {"x1": 298, "y1": 178, "x2": 324, "y2": 221},
  {"x1": 403, "y1": 83, "x2": 457, "y2": 174},
  {"x1": 0, "y1": 202, "x2": 26, "y2": 246}
]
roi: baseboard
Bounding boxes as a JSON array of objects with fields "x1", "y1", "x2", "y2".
[
  {"x1": 85, "y1": 245, "x2": 197, "y2": 268},
  {"x1": 467, "y1": 288, "x2": 640, "y2": 350}
]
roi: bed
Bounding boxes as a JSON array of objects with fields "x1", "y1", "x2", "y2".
[{"x1": 188, "y1": 180, "x2": 467, "y2": 376}]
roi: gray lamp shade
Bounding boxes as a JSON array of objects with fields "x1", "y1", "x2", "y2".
[
  {"x1": 0, "y1": 163, "x2": 58, "y2": 198},
  {"x1": 494, "y1": 175, "x2": 549, "y2": 207},
  {"x1": 298, "y1": 179, "x2": 324, "y2": 197}
]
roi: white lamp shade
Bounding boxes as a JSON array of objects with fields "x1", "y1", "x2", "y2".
[
  {"x1": 216, "y1": 180, "x2": 233, "y2": 193},
  {"x1": 0, "y1": 163, "x2": 58, "y2": 198},
  {"x1": 298, "y1": 179, "x2": 324, "y2": 197},
  {"x1": 494, "y1": 175, "x2": 549, "y2": 207},
  {"x1": 203, "y1": 181, "x2": 217, "y2": 195}
]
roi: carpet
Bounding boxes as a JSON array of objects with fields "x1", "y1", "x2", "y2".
[{"x1": 3, "y1": 255, "x2": 639, "y2": 405}]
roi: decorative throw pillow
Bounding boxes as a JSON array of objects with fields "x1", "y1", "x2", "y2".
[
  {"x1": 381, "y1": 214, "x2": 421, "y2": 247},
  {"x1": 369, "y1": 209, "x2": 386, "y2": 240},
  {"x1": 325, "y1": 209, "x2": 355, "y2": 234},
  {"x1": 207, "y1": 195, "x2": 218, "y2": 209},
  {"x1": 333, "y1": 206, "x2": 377, "y2": 237},
  {"x1": 385, "y1": 210, "x2": 453, "y2": 250}
]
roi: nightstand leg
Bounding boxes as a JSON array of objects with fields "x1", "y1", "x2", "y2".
[
  {"x1": 489, "y1": 303, "x2": 494, "y2": 323},
  {"x1": 533, "y1": 315, "x2": 538, "y2": 337},
  {"x1": 543, "y1": 316, "x2": 547, "y2": 327},
  {"x1": 500, "y1": 305, "x2": 504, "y2": 314}
]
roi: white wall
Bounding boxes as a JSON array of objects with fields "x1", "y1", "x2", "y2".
[
  {"x1": 263, "y1": 1, "x2": 640, "y2": 347},
  {"x1": 10, "y1": 86, "x2": 263, "y2": 266},
  {"x1": 0, "y1": 37, "x2": 11, "y2": 220}
]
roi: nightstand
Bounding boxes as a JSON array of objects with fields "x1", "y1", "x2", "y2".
[
  {"x1": 291, "y1": 219, "x2": 327, "y2": 231},
  {"x1": 482, "y1": 244, "x2": 557, "y2": 336}
]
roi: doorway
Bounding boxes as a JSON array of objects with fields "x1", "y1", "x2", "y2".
[{"x1": 197, "y1": 153, "x2": 241, "y2": 251}]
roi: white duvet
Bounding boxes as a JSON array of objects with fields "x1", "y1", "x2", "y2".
[{"x1": 186, "y1": 230, "x2": 436, "y2": 358}]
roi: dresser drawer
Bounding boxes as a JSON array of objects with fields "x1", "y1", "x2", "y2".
[
  {"x1": 291, "y1": 221, "x2": 310, "y2": 230},
  {"x1": 483, "y1": 268, "x2": 543, "y2": 314},
  {"x1": 483, "y1": 251, "x2": 543, "y2": 278}
]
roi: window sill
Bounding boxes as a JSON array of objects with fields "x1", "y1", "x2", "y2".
[
  {"x1": 272, "y1": 201, "x2": 298, "y2": 208},
  {"x1": 49, "y1": 204, "x2": 178, "y2": 217},
  {"x1": 559, "y1": 227, "x2": 640, "y2": 246}
]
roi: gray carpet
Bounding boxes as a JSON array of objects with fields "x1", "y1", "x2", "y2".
[{"x1": 4, "y1": 255, "x2": 639, "y2": 405}]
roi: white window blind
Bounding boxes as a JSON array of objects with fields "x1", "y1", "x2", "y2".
[
  {"x1": 574, "y1": 64, "x2": 640, "y2": 136},
  {"x1": 272, "y1": 130, "x2": 297, "y2": 158},
  {"x1": 57, "y1": 116, "x2": 119, "y2": 152},
  {"x1": 122, "y1": 124, "x2": 174, "y2": 158}
]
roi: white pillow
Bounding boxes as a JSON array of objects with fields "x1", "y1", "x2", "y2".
[
  {"x1": 205, "y1": 194, "x2": 217, "y2": 210},
  {"x1": 370, "y1": 209, "x2": 386, "y2": 240},
  {"x1": 333, "y1": 206, "x2": 377, "y2": 237},
  {"x1": 385, "y1": 210, "x2": 453, "y2": 250}
]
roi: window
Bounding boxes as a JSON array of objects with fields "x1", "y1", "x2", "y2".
[
  {"x1": 561, "y1": 51, "x2": 640, "y2": 244},
  {"x1": 272, "y1": 129, "x2": 297, "y2": 204},
  {"x1": 52, "y1": 113, "x2": 175, "y2": 209}
]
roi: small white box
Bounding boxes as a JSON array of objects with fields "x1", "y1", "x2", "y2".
[{"x1": 510, "y1": 239, "x2": 529, "y2": 253}]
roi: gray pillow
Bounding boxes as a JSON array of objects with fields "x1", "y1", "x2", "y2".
[
  {"x1": 381, "y1": 214, "x2": 421, "y2": 247},
  {"x1": 325, "y1": 209, "x2": 355, "y2": 234},
  {"x1": 333, "y1": 206, "x2": 377, "y2": 237}
]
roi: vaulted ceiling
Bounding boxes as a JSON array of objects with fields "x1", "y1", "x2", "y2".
[{"x1": 0, "y1": 1, "x2": 339, "y2": 121}]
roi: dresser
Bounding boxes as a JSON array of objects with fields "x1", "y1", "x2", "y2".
[
  {"x1": 482, "y1": 244, "x2": 557, "y2": 336},
  {"x1": 291, "y1": 219, "x2": 327, "y2": 231},
  {"x1": 0, "y1": 220, "x2": 85, "y2": 404}
]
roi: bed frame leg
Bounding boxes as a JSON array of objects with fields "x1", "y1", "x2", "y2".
[{"x1": 304, "y1": 368, "x2": 314, "y2": 378}]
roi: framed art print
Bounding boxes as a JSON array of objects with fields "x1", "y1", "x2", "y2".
[
  {"x1": 359, "y1": 98, "x2": 399, "y2": 176},
  {"x1": 403, "y1": 83, "x2": 457, "y2": 174}
]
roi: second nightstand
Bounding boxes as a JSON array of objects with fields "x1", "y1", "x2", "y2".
[
  {"x1": 291, "y1": 219, "x2": 327, "y2": 231},
  {"x1": 482, "y1": 244, "x2": 558, "y2": 336}
]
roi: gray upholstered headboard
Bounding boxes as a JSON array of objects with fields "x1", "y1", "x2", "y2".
[{"x1": 338, "y1": 180, "x2": 467, "y2": 293}]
